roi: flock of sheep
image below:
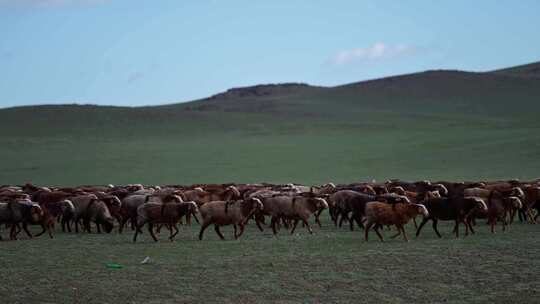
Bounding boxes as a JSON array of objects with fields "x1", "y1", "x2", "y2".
[{"x1": 0, "y1": 179, "x2": 539, "y2": 242}]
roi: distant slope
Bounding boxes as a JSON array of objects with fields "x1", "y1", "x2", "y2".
[
  {"x1": 0, "y1": 61, "x2": 539, "y2": 185},
  {"x1": 490, "y1": 61, "x2": 540, "y2": 78}
]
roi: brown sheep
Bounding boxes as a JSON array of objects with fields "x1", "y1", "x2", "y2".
[
  {"x1": 198, "y1": 198, "x2": 263, "y2": 240},
  {"x1": 183, "y1": 185, "x2": 242, "y2": 207},
  {"x1": 119, "y1": 194, "x2": 185, "y2": 233},
  {"x1": 258, "y1": 195, "x2": 328, "y2": 235},
  {"x1": 364, "y1": 202, "x2": 429, "y2": 242},
  {"x1": 34, "y1": 199, "x2": 75, "y2": 238},
  {"x1": 133, "y1": 201, "x2": 199, "y2": 242}
]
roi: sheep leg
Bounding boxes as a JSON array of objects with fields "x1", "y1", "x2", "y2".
[
  {"x1": 255, "y1": 214, "x2": 265, "y2": 232},
  {"x1": 518, "y1": 209, "x2": 526, "y2": 222},
  {"x1": 331, "y1": 208, "x2": 338, "y2": 226},
  {"x1": 509, "y1": 209, "x2": 516, "y2": 224},
  {"x1": 303, "y1": 218, "x2": 313, "y2": 234},
  {"x1": 130, "y1": 217, "x2": 137, "y2": 231},
  {"x1": 21, "y1": 223, "x2": 32, "y2": 239},
  {"x1": 452, "y1": 219, "x2": 460, "y2": 238},
  {"x1": 353, "y1": 214, "x2": 364, "y2": 230},
  {"x1": 349, "y1": 214, "x2": 355, "y2": 231},
  {"x1": 415, "y1": 218, "x2": 429, "y2": 238},
  {"x1": 390, "y1": 227, "x2": 401, "y2": 239},
  {"x1": 282, "y1": 218, "x2": 290, "y2": 229},
  {"x1": 64, "y1": 217, "x2": 72, "y2": 233},
  {"x1": 119, "y1": 217, "x2": 127, "y2": 234},
  {"x1": 290, "y1": 219, "x2": 299, "y2": 234},
  {"x1": 400, "y1": 225, "x2": 409, "y2": 242},
  {"x1": 338, "y1": 213, "x2": 347, "y2": 228},
  {"x1": 83, "y1": 219, "x2": 92, "y2": 233},
  {"x1": 47, "y1": 222, "x2": 54, "y2": 239},
  {"x1": 364, "y1": 221, "x2": 373, "y2": 242},
  {"x1": 192, "y1": 214, "x2": 200, "y2": 224},
  {"x1": 198, "y1": 221, "x2": 211, "y2": 240},
  {"x1": 35, "y1": 223, "x2": 47, "y2": 237},
  {"x1": 431, "y1": 219, "x2": 442, "y2": 238},
  {"x1": 314, "y1": 209, "x2": 323, "y2": 228},
  {"x1": 214, "y1": 225, "x2": 225, "y2": 240},
  {"x1": 233, "y1": 225, "x2": 238, "y2": 239},
  {"x1": 96, "y1": 223, "x2": 102, "y2": 234},
  {"x1": 132, "y1": 223, "x2": 142, "y2": 242},
  {"x1": 148, "y1": 223, "x2": 159, "y2": 242},
  {"x1": 270, "y1": 216, "x2": 279, "y2": 235},
  {"x1": 412, "y1": 218, "x2": 418, "y2": 229},
  {"x1": 61, "y1": 218, "x2": 67, "y2": 232},
  {"x1": 466, "y1": 217, "x2": 475, "y2": 235},
  {"x1": 169, "y1": 224, "x2": 179, "y2": 241},
  {"x1": 10, "y1": 224, "x2": 18, "y2": 240},
  {"x1": 236, "y1": 224, "x2": 245, "y2": 238},
  {"x1": 373, "y1": 225, "x2": 384, "y2": 242}
]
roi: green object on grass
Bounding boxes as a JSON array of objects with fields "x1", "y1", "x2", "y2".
[{"x1": 105, "y1": 263, "x2": 123, "y2": 269}]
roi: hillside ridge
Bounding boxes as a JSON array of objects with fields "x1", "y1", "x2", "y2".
[{"x1": 1, "y1": 60, "x2": 539, "y2": 112}]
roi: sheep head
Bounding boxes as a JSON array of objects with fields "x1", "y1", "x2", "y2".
[
  {"x1": 432, "y1": 184, "x2": 448, "y2": 196},
  {"x1": 414, "y1": 204, "x2": 429, "y2": 218},
  {"x1": 468, "y1": 197, "x2": 488, "y2": 212},
  {"x1": 313, "y1": 198, "x2": 329, "y2": 210},
  {"x1": 507, "y1": 196, "x2": 523, "y2": 209},
  {"x1": 511, "y1": 187, "x2": 525, "y2": 199}
]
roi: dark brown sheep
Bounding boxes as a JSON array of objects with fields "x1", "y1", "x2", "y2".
[
  {"x1": 0, "y1": 199, "x2": 44, "y2": 240},
  {"x1": 133, "y1": 201, "x2": 199, "y2": 242},
  {"x1": 415, "y1": 196, "x2": 488, "y2": 238}
]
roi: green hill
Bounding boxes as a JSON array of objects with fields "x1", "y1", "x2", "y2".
[
  {"x1": 1, "y1": 62, "x2": 539, "y2": 185},
  {"x1": 491, "y1": 61, "x2": 540, "y2": 78}
]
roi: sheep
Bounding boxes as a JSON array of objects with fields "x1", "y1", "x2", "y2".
[
  {"x1": 94, "y1": 194, "x2": 122, "y2": 226},
  {"x1": 516, "y1": 185, "x2": 539, "y2": 223},
  {"x1": 415, "y1": 196, "x2": 488, "y2": 238},
  {"x1": 330, "y1": 190, "x2": 410, "y2": 231},
  {"x1": 34, "y1": 199, "x2": 75, "y2": 238},
  {"x1": 464, "y1": 188, "x2": 524, "y2": 233},
  {"x1": 0, "y1": 199, "x2": 44, "y2": 240},
  {"x1": 133, "y1": 201, "x2": 199, "y2": 242},
  {"x1": 364, "y1": 202, "x2": 428, "y2": 242},
  {"x1": 198, "y1": 198, "x2": 263, "y2": 240},
  {"x1": 119, "y1": 194, "x2": 184, "y2": 233},
  {"x1": 70, "y1": 194, "x2": 115, "y2": 233},
  {"x1": 182, "y1": 185, "x2": 241, "y2": 207},
  {"x1": 257, "y1": 194, "x2": 328, "y2": 235},
  {"x1": 329, "y1": 190, "x2": 368, "y2": 229}
]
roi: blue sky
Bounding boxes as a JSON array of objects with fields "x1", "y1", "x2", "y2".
[{"x1": 1, "y1": 0, "x2": 539, "y2": 108}]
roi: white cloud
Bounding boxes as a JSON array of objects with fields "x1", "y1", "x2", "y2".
[
  {"x1": 0, "y1": 0, "x2": 109, "y2": 8},
  {"x1": 331, "y1": 42, "x2": 416, "y2": 65}
]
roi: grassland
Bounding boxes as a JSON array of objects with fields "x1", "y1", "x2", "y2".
[
  {"x1": 1, "y1": 216, "x2": 539, "y2": 303},
  {"x1": 1, "y1": 62, "x2": 540, "y2": 303},
  {"x1": 1, "y1": 63, "x2": 540, "y2": 186}
]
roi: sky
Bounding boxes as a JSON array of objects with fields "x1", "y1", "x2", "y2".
[{"x1": 1, "y1": 0, "x2": 539, "y2": 108}]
